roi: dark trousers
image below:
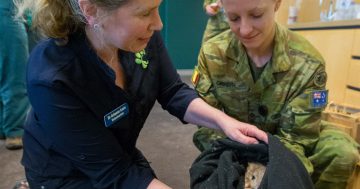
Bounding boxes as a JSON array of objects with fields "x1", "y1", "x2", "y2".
[{"x1": 25, "y1": 169, "x2": 96, "y2": 189}]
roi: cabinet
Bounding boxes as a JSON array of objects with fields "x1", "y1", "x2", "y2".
[
  {"x1": 295, "y1": 29, "x2": 355, "y2": 104},
  {"x1": 344, "y1": 29, "x2": 360, "y2": 107}
]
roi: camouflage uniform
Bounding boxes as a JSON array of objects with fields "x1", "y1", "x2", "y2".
[
  {"x1": 202, "y1": 0, "x2": 230, "y2": 42},
  {"x1": 192, "y1": 23, "x2": 360, "y2": 189}
]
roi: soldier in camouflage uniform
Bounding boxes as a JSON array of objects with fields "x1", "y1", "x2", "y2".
[
  {"x1": 192, "y1": 0, "x2": 360, "y2": 189},
  {"x1": 202, "y1": 0, "x2": 230, "y2": 42}
]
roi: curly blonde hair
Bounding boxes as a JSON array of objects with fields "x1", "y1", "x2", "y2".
[{"x1": 18, "y1": 0, "x2": 128, "y2": 38}]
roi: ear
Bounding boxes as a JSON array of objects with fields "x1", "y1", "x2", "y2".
[
  {"x1": 78, "y1": 0, "x2": 98, "y2": 26},
  {"x1": 274, "y1": 0, "x2": 282, "y2": 12}
]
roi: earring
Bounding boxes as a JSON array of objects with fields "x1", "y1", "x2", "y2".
[{"x1": 93, "y1": 24, "x2": 100, "y2": 31}]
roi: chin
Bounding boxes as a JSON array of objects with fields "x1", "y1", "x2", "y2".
[
  {"x1": 241, "y1": 39, "x2": 263, "y2": 50},
  {"x1": 130, "y1": 41, "x2": 149, "y2": 52},
  {"x1": 242, "y1": 43, "x2": 258, "y2": 50}
]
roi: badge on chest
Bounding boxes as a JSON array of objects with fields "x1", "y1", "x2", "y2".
[{"x1": 104, "y1": 103, "x2": 129, "y2": 127}]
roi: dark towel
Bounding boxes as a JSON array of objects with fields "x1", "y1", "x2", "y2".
[{"x1": 190, "y1": 135, "x2": 314, "y2": 189}]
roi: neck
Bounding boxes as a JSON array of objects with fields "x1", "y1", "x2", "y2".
[
  {"x1": 85, "y1": 26, "x2": 118, "y2": 65},
  {"x1": 246, "y1": 25, "x2": 276, "y2": 67}
]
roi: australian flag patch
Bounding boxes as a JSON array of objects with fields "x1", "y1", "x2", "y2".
[{"x1": 311, "y1": 90, "x2": 328, "y2": 108}]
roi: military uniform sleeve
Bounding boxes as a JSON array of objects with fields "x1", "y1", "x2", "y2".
[
  {"x1": 203, "y1": 0, "x2": 214, "y2": 8},
  {"x1": 192, "y1": 47, "x2": 222, "y2": 110},
  {"x1": 276, "y1": 65, "x2": 327, "y2": 174}
]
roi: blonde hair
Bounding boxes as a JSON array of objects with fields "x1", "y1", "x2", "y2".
[{"x1": 17, "y1": 0, "x2": 129, "y2": 39}]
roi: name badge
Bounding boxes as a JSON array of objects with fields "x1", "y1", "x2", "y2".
[{"x1": 104, "y1": 103, "x2": 129, "y2": 127}]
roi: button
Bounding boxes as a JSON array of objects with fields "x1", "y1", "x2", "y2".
[
  {"x1": 258, "y1": 105, "x2": 268, "y2": 117},
  {"x1": 78, "y1": 154, "x2": 86, "y2": 160}
]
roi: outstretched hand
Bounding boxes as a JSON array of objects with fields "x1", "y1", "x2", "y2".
[
  {"x1": 205, "y1": 3, "x2": 220, "y2": 16},
  {"x1": 218, "y1": 116, "x2": 268, "y2": 144},
  {"x1": 184, "y1": 98, "x2": 268, "y2": 145}
]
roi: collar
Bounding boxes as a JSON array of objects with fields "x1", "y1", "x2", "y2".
[{"x1": 225, "y1": 23, "x2": 292, "y2": 74}]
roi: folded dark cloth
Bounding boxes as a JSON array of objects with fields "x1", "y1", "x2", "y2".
[{"x1": 190, "y1": 135, "x2": 314, "y2": 189}]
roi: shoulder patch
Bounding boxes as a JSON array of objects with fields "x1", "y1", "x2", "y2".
[
  {"x1": 310, "y1": 90, "x2": 328, "y2": 108},
  {"x1": 192, "y1": 68, "x2": 200, "y2": 86},
  {"x1": 314, "y1": 69, "x2": 327, "y2": 88}
]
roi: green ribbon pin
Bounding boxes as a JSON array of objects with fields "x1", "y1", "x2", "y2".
[{"x1": 135, "y1": 50, "x2": 149, "y2": 69}]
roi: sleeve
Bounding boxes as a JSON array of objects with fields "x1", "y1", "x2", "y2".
[
  {"x1": 203, "y1": 0, "x2": 212, "y2": 8},
  {"x1": 192, "y1": 47, "x2": 223, "y2": 110},
  {"x1": 28, "y1": 83, "x2": 154, "y2": 189},
  {"x1": 275, "y1": 65, "x2": 327, "y2": 174},
  {"x1": 153, "y1": 33, "x2": 199, "y2": 122}
]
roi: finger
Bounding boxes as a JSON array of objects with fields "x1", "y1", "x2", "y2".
[
  {"x1": 206, "y1": 8, "x2": 217, "y2": 16},
  {"x1": 245, "y1": 127, "x2": 268, "y2": 144},
  {"x1": 232, "y1": 132, "x2": 259, "y2": 144}
]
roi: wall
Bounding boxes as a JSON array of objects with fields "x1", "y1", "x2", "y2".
[{"x1": 160, "y1": 0, "x2": 208, "y2": 70}]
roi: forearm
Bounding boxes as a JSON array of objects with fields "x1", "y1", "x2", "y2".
[
  {"x1": 147, "y1": 179, "x2": 172, "y2": 189},
  {"x1": 183, "y1": 98, "x2": 225, "y2": 130}
]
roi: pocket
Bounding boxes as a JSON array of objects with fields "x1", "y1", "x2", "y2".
[{"x1": 219, "y1": 91, "x2": 249, "y2": 120}]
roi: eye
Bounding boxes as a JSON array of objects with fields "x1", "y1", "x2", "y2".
[
  {"x1": 252, "y1": 175, "x2": 256, "y2": 180},
  {"x1": 229, "y1": 16, "x2": 239, "y2": 22},
  {"x1": 142, "y1": 11, "x2": 151, "y2": 17},
  {"x1": 252, "y1": 13, "x2": 263, "y2": 19}
]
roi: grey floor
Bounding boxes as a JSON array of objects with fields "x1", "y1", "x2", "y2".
[{"x1": 0, "y1": 75, "x2": 200, "y2": 189}]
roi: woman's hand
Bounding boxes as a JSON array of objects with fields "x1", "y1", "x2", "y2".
[
  {"x1": 184, "y1": 98, "x2": 268, "y2": 144},
  {"x1": 147, "y1": 179, "x2": 172, "y2": 189},
  {"x1": 217, "y1": 114, "x2": 268, "y2": 144}
]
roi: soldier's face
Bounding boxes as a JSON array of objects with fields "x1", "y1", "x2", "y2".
[{"x1": 222, "y1": 0, "x2": 280, "y2": 50}]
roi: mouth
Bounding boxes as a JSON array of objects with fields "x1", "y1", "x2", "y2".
[
  {"x1": 138, "y1": 34, "x2": 153, "y2": 42},
  {"x1": 241, "y1": 33, "x2": 259, "y2": 41},
  {"x1": 138, "y1": 37, "x2": 151, "y2": 42}
]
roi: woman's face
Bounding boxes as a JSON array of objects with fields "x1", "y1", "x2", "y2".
[
  {"x1": 221, "y1": 0, "x2": 280, "y2": 50},
  {"x1": 97, "y1": 0, "x2": 163, "y2": 52}
]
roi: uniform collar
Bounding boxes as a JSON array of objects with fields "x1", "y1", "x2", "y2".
[{"x1": 225, "y1": 23, "x2": 292, "y2": 74}]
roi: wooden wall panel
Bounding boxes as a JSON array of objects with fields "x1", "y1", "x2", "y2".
[{"x1": 296, "y1": 29, "x2": 355, "y2": 103}]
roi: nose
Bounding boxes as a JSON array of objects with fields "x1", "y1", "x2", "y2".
[
  {"x1": 239, "y1": 19, "x2": 253, "y2": 37},
  {"x1": 150, "y1": 11, "x2": 163, "y2": 31}
]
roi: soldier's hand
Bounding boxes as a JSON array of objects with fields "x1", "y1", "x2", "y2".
[
  {"x1": 205, "y1": 3, "x2": 220, "y2": 16},
  {"x1": 219, "y1": 117, "x2": 268, "y2": 144}
]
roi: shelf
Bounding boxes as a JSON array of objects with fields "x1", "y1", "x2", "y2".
[{"x1": 288, "y1": 20, "x2": 360, "y2": 31}]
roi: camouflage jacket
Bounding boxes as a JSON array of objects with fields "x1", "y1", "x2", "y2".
[
  {"x1": 202, "y1": 0, "x2": 230, "y2": 42},
  {"x1": 193, "y1": 23, "x2": 328, "y2": 173}
]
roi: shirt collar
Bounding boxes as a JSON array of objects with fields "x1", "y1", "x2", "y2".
[{"x1": 225, "y1": 23, "x2": 292, "y2": 74}]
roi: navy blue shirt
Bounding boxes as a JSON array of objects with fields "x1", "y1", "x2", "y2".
[{"x1": 22, "y1": 32, "x2": 198, "y2": 189}]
